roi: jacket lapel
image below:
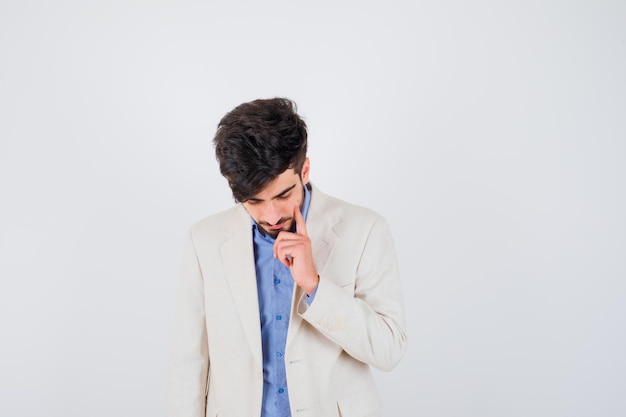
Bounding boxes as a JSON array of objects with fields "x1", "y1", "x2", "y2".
[
  {"x1": 307, "y1": 186, "x2": 339, "y2": 278},
  {"x1": 219, "y1": 206, "x2": 263, "y2": 366}
]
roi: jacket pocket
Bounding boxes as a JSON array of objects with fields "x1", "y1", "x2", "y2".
[{"x1": 336, "y1": 385, "x2": 381, "y2": 417}]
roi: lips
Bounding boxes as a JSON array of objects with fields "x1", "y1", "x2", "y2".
[{"x1": 263, "y1": 217, "x2": 291, "y2": 231}]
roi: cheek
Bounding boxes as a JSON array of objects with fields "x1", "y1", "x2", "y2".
[
  {"x1": 277, "y1": 200, "x2": 295, "y2": 215},
  {"x1": 289, "y1": 195, "x2": 303, "y2": 211}
]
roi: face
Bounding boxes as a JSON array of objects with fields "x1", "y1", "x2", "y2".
[{"x1": 242, "y1": 158, "x2": 310, "y2": 239}]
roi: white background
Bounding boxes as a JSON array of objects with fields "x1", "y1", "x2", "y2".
[{"x1": 1, "y1": 1, "x2": 625, "y2": 416}]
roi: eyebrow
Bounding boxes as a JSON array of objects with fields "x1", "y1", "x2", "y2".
[{"x1": 248, "y1": 183, "x2": 297, "y2": 202}]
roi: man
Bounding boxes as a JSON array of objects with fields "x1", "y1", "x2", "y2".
[{"x1": 167, "y1": 98, "x2": 406, "y2": 417}]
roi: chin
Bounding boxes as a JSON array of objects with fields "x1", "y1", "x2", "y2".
[{"x1": 259, "y1": 226, "x2": 278, "y2": 238}]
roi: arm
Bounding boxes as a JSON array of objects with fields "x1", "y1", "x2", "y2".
[
  {"x1": 167, "y1": 230, "x2": 209, "y2": 417},
  {"x1": 298, "y1": 216, "x2": 407, "y2": 371}
]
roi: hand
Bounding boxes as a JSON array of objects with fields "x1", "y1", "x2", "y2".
[{"x1": 274, "y1": 205, "x2": 319, "y2": 295}]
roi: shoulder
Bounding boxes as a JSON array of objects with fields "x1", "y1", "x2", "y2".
[
  {"x1": 187, "y1": 204, "x2": 248, "y2": 242},
  {"x1": 310, "y1": 184, "x2": 390, "y2": 234},
  {"x1": 311, "y1": 184, "x2": 382, "y2": 219}
]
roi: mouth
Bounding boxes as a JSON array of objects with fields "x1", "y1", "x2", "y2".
[{"x1": 261, "y1": 217, "x2": 292, "y2": 233}]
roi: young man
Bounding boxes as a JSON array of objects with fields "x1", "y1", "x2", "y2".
[{"x1": 167, "y1": 98, "x2": 407, "y2": 417}]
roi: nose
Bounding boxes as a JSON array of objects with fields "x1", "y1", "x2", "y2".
[{"x1": 264, "y1": 201, "x2": 282, "y2": 225}]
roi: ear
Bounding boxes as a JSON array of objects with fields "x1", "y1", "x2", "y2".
[{"x1": 301, "y1": 158, "x2": 310, "y2": 184}]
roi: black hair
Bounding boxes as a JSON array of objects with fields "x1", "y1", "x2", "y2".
[{"x1": 213, "y1": 97, "x2": 308, "y2": 202}]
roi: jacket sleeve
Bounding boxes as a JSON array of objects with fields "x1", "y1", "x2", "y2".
[
  {"x1": 298, "y1": 215, "x2": 407, "y2": 371},
  {"x1": 167, "y1": 230, "x2": 209, "y2": 417}
]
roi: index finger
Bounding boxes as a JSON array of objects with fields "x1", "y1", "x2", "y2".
[{"x1": 294, "y1": 204, "x2": 307, "y2": 236}]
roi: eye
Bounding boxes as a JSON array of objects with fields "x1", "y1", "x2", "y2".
[
  {"x1": 246, "y1": 200, "x2": 261, "y2": 206},
  {"x1": 277, "y1": 193, "x2": 291, "y2": 200}
]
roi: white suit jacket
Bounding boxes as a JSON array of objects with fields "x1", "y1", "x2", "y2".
[{"x1": 167, "y1": 184, "x2": 407, "y2": 417}]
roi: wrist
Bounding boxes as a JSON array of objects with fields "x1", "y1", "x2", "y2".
[{"x1": 303, "y1": 274, "x2": 319, "y2": 296}]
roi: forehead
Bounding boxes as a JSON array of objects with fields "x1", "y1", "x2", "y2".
[{"x1": 251, "y1": 169, "x2": 299, "y2": 200}]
